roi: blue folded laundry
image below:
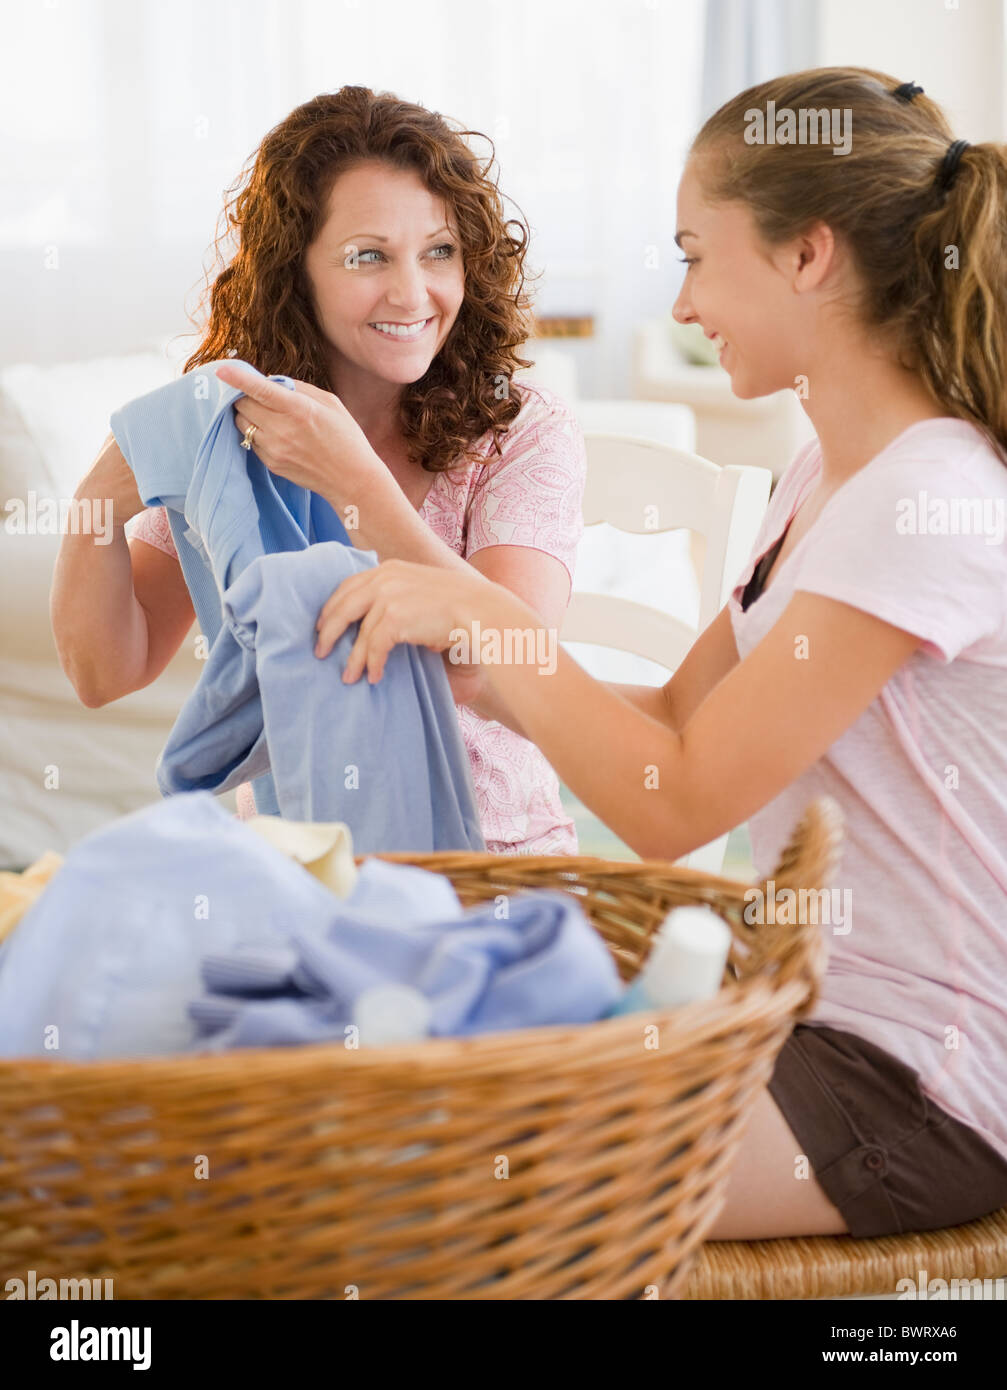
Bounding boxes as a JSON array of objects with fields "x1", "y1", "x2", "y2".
[
  {"x1": 156, "y1": 541, "x2": 485, "y2": 853},
  {"x1": 0, "y1": 793, "x2": 462, "y2": 1061},
  {"x1": 188, "y1": 888, "x2": 623, "y2": 1050},
  {"x1": 0, "y1": 792, "x2": 617, "y2": 1061},
  {"x1": 111, "y1": 360, "x2": 352, "y2": 816}
]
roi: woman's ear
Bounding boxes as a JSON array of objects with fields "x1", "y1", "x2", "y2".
[{"x1": 792, "y1": 222, "x2": 837, "y2": 293}]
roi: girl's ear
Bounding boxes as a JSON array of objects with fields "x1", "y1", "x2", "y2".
[{"x1": 792, "y1": 221, "x2": 837, "y2": 292}]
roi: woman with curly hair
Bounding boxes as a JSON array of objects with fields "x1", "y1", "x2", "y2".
[{"x1": 53, "y1": 87, "x2": 585, "y2": 855}]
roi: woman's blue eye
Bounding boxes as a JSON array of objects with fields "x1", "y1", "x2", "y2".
[{"x1": 356, "y1": 244, "x2": 456, "y2": 264}]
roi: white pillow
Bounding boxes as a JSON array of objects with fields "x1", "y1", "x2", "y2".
[
  {"x1": 0, "y1": 346, "x2": 185, "y2": 501},
  {"x1": 0, "y1": 385, "x2": 46, "y2": 503}
]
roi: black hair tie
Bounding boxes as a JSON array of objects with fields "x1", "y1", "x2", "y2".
[
  {"x1": 893, "y1": 81, "x2": 924, "y2": 101},
  {"x1": 937, "y1": 138, "x2": 971, "y2": 192}
]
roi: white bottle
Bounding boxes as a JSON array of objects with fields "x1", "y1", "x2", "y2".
[
  {"x1": 353, "y1": 983, "x2": 433, "y2": 1046},
  {"x1": 608, "y1": 904, "x2": 732, "y2": 1014},
  {"x1": 351, "y1": 986, "x2": 438, "y2": 1169}
]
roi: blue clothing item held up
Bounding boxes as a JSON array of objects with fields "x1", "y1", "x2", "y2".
[
  {"x1": 110, "y1": 360, "x2": 483, "y2": 849},
  {"x1": 157, "y1": 541, "x2": 485, "y2": 853},
  {"x1": 110, "y1": 359, "x2": 352, "y2": 815}
]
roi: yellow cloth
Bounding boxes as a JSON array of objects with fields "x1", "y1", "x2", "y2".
[
  {"x1": 241, "y1": 817, "x2": 358, "y2": 898},
  {"x1": 0, "y1": 818, "x2": 357, "y2": 947},
  {"x1": 0, "y1": 851, "x2": 65, "y2": 943}
]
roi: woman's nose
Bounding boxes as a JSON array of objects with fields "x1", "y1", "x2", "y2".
[
  {"x1": 387, "y1": 260, "x2": 428, "y2": 312},
  {"x1": 672, "y1": 286, "x2": 695, "y2": 325}
]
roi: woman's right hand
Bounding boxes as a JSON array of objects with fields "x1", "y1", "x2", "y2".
[{"x1": 74, "y1": 431, "x2": 146, "y2": 532}]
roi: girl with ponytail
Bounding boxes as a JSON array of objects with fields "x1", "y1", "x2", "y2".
[{"x1": 315, "y1": 68, "x2": 1007, "y2": 1239}]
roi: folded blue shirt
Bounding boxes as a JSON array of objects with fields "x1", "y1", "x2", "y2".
[
  {"x1": 0, "y1": 793, "x2": 620, "y2": 1060},
  {"x1": 188, "y1": 889, "x2": 623, "y2": 1050},
  {"x1": 110, "y1": 360, "x2": 352, "y2": 816},
  {"x1": 156, "y1": 540, "x2": 485, "y2": 853},
  {"x1": 0, "y1": 793, "x2": 464, "y2": 1060}
]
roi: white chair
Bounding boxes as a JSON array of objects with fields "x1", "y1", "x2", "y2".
[{"x1": 561, "y1": 433, "x2": 772, "y2": 873}]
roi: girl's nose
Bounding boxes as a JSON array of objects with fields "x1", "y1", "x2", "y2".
[{"x1": 672, "y1": 286, "x2": 695, "y2": 325}]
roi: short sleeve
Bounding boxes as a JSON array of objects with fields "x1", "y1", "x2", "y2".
[
  {"x1": 127, "y1": 505, "x2": 178, "y2": 559},
  {"x1": 792, "y1": 446, "x2": 1007, "y2": 664},
  {"x1": 463, "y1": 385, "x2": 586, "y2": 585}
]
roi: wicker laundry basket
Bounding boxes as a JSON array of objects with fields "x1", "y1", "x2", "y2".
[{"x1": 0, "y1": 799, "x2": 840, "y2": 1301}]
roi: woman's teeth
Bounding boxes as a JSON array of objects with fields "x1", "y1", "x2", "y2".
[
  {"x1": 369, "y1": 318, "x2": 432, "y2": 339},
  {"x1": 712, "y1": 333, "x2": 728, "y2": 356}
]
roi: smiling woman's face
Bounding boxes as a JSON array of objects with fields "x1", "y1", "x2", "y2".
[
  {"x1": 303, "y1": 159, "x2": 466, "y2": 390},
  {"x1": 671, "y1": 156, "x2": 809, "y2": 400}
]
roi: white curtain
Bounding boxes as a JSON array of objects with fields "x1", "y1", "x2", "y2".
[
  {"x1": 700, "y1": 0, "x2": 820, "y2": 119},
  {"x1": 1, "y1": 0, "x2": 705, "y2": 395}
]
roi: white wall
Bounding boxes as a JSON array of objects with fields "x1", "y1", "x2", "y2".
[
  {"x1": 819, "y1": 0, "x2": 1006, "y2": 141},
  {"x1": 0, "y1": 0, "x2": 705, "y2": 395}
]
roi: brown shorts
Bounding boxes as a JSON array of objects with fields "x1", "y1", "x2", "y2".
[{"x1": 767, "y1": 1023, "x2": 1007, "y2": 1238}]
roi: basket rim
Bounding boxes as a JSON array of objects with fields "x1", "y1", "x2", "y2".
[{"x1": 363, "y1": 849, "x2": 754, "y2": 896}]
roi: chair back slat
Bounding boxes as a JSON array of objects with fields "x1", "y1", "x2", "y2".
[{"x1": 562, "y1": 431, "x2": 773, "y2": 872}]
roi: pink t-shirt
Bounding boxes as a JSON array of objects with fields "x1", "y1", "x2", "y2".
[
  {"x1": 728, "y1": 417, "x2": 1007, "y2": 1162},
  {"x1": 128, "y1": 382, "x2": 584, "y2": 854}
]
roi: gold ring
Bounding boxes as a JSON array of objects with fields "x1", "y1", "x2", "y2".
[{"x1": 240, "y1": 423, "x2": 258, "y2": 451}]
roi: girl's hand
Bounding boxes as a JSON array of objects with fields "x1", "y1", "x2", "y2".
[
  {"x1": 314, "y1": 558, "x2": 516, "y2": 685},
  {"x1": 214, "y1": 361, "x2": 387, "y2": 510}
]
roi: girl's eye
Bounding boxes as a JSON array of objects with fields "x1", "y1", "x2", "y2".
[
  {"x1": 677, "y1": 255, "x2": 698, "y2": 267},
  {"x1": 356, "y1": 244, "x2": 457, "y2": 264}
]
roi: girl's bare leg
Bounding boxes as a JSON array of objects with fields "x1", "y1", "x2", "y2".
[{"x1": 705, "y1": 1087, "x2": 849, "y2": 1240}]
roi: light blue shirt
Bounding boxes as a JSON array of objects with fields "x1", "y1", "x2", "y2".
[
  {"x1": 157, "y1": 541, "x2": 485, "y2": 854},
  {"x1": 0, "y1": 793, "x2": 455, "y2": 1059},
  {"x1": 189, "y1": 886, "x2": 622, "y2": 1049},
  {"x1": 0, "y1": 793, "x2": 620, "y2": 1060},
  {"x1": 111, "y1": 359, "x2": 351, "y2": 815}
]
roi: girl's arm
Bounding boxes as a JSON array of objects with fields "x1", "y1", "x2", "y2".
[
  {"x1": 441, "y1": 544, "x2": 573, "y2": 718},
  {"x1": 314, "y1": 564, "x2": 919, "y2": 861},
  {"x1": 462, "y1": 604, "x2": 741, "y2": 739},
  {"x1": 469, "y1": 586, "x2": 919, "y2": 860},
  {"x1": 315, "y1": 454, "x2": 578, "y2": 718}
]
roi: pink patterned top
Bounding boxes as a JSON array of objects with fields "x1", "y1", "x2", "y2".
[{"x1": 128, "y1": 382, "x2": 585, "y2": 854}]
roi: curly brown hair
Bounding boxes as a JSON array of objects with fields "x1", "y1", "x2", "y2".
[{"x1": 180, "y1": 86, "x2": 538, "y2": 473}]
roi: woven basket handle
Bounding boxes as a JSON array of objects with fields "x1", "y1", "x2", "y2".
[
  {"x1": 733, "y1": 795, "x2": 845, "y2": 1010},
  {"x1": 771, "y1": 795, "x2": 845, "y2": 897}
]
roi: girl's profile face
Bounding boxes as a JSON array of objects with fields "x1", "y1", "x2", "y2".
[
  {"x1": 303, "y1": 160, "x2": 465, "y2": 389},
  {"x1": 672, "y1": 157, "x2": 809, "y2": 400}
]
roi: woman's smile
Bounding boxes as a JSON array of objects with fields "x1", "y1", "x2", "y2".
[{"x1": 367, "y1": 316, "x2": 436, "y2": 341}]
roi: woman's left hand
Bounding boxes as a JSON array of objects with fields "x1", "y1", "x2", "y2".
[
  {"x1": 215, "y1": 361, "x2": 385, "y2": 507},
  {"x1": 314, "y1": 558, "x2": 514, "y2": 685}
]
